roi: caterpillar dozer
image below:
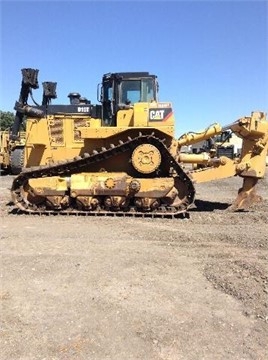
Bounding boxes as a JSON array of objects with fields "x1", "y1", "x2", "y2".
[
  {"x1": 11, "y1": 68, "x2": 268, "y2": 217},
  {"x1": 0, "y1": 130, "x2": 25, "y2": 175}
]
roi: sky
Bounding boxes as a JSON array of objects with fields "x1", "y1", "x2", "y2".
[{"x1": 1, "y1": 0, "x2": 267, "y2": 136}]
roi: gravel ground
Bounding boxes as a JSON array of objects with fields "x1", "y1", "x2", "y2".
[{"x1": 1, "y1": 172, "x2": 268, "y2": 360}]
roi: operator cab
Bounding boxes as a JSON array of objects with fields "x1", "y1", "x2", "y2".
[{"x1": 99, "y1": 72, "x2": 158, "y2": 126}]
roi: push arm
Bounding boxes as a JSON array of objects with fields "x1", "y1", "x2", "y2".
[{"x1": 177, "y1": 112, "x2": 268, "y2": 210}]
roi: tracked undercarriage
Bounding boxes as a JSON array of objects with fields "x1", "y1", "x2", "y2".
[{"x1": 11, "y1": 134, "x2": 195, "y2": 218}]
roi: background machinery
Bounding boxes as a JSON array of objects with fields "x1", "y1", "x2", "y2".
[
  {"x1": 191, "y1": 130, "x2": 242, "y2": 160},
  {"x1": 0, "y1": 68, "x2": 38, "y2": 175},
  {"x1": 11, "y1": 68, "x2": 268, "y2": 216},
  {"x1": 0, "y1": 130, "x2": 25, "y2": 175}
]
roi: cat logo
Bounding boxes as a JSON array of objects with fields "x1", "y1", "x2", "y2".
[{"x1": 149, "y1": 109, "x2": 165, "y2": 121}]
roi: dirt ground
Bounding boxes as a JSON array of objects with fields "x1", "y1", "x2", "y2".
[{"x1": 1, "y1": 172, "x2": 267, "y2": 360}]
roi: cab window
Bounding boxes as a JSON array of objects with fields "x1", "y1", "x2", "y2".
[{"x1": 120, "y1": 78, "x2": 156, "y2": 104}]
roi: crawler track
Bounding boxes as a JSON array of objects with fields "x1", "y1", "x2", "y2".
[{"x1": 11, "y1": 134, "x2": 195, "y2": 218}]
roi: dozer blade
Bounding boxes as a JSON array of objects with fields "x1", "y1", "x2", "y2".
[{"x1": 230, "y1": 177, "x2": 263, "y2": 211}]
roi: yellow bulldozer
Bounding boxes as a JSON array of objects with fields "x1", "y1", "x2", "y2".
[
  {"x1": 0, "y1": 130, "x2": 25, "y2": 175},
  {"x1": 10, "y1": 68, "x2": 268, "y2": 217}
]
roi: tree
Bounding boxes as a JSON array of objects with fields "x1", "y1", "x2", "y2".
[
  {"x1": 0, "y1": 111, "x2": 26, "y2": 132},
  {"x1": 0, "y1": 111, "x2": 15, "y2": 130}
]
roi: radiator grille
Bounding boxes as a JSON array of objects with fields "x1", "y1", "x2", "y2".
[
  {"x1": 73, "y1": 118, "x2": 87, "y2": 141},
  {"x1": 49, "y1": 118, "x2": 64, "y2": 145},
  {"x1": 216, "y1": 145, "x2": 234, "y2": 159}
]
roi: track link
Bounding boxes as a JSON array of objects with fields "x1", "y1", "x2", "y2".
[{"x1": 11, "y1": 134, "x2": 195, "y2": 218}]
